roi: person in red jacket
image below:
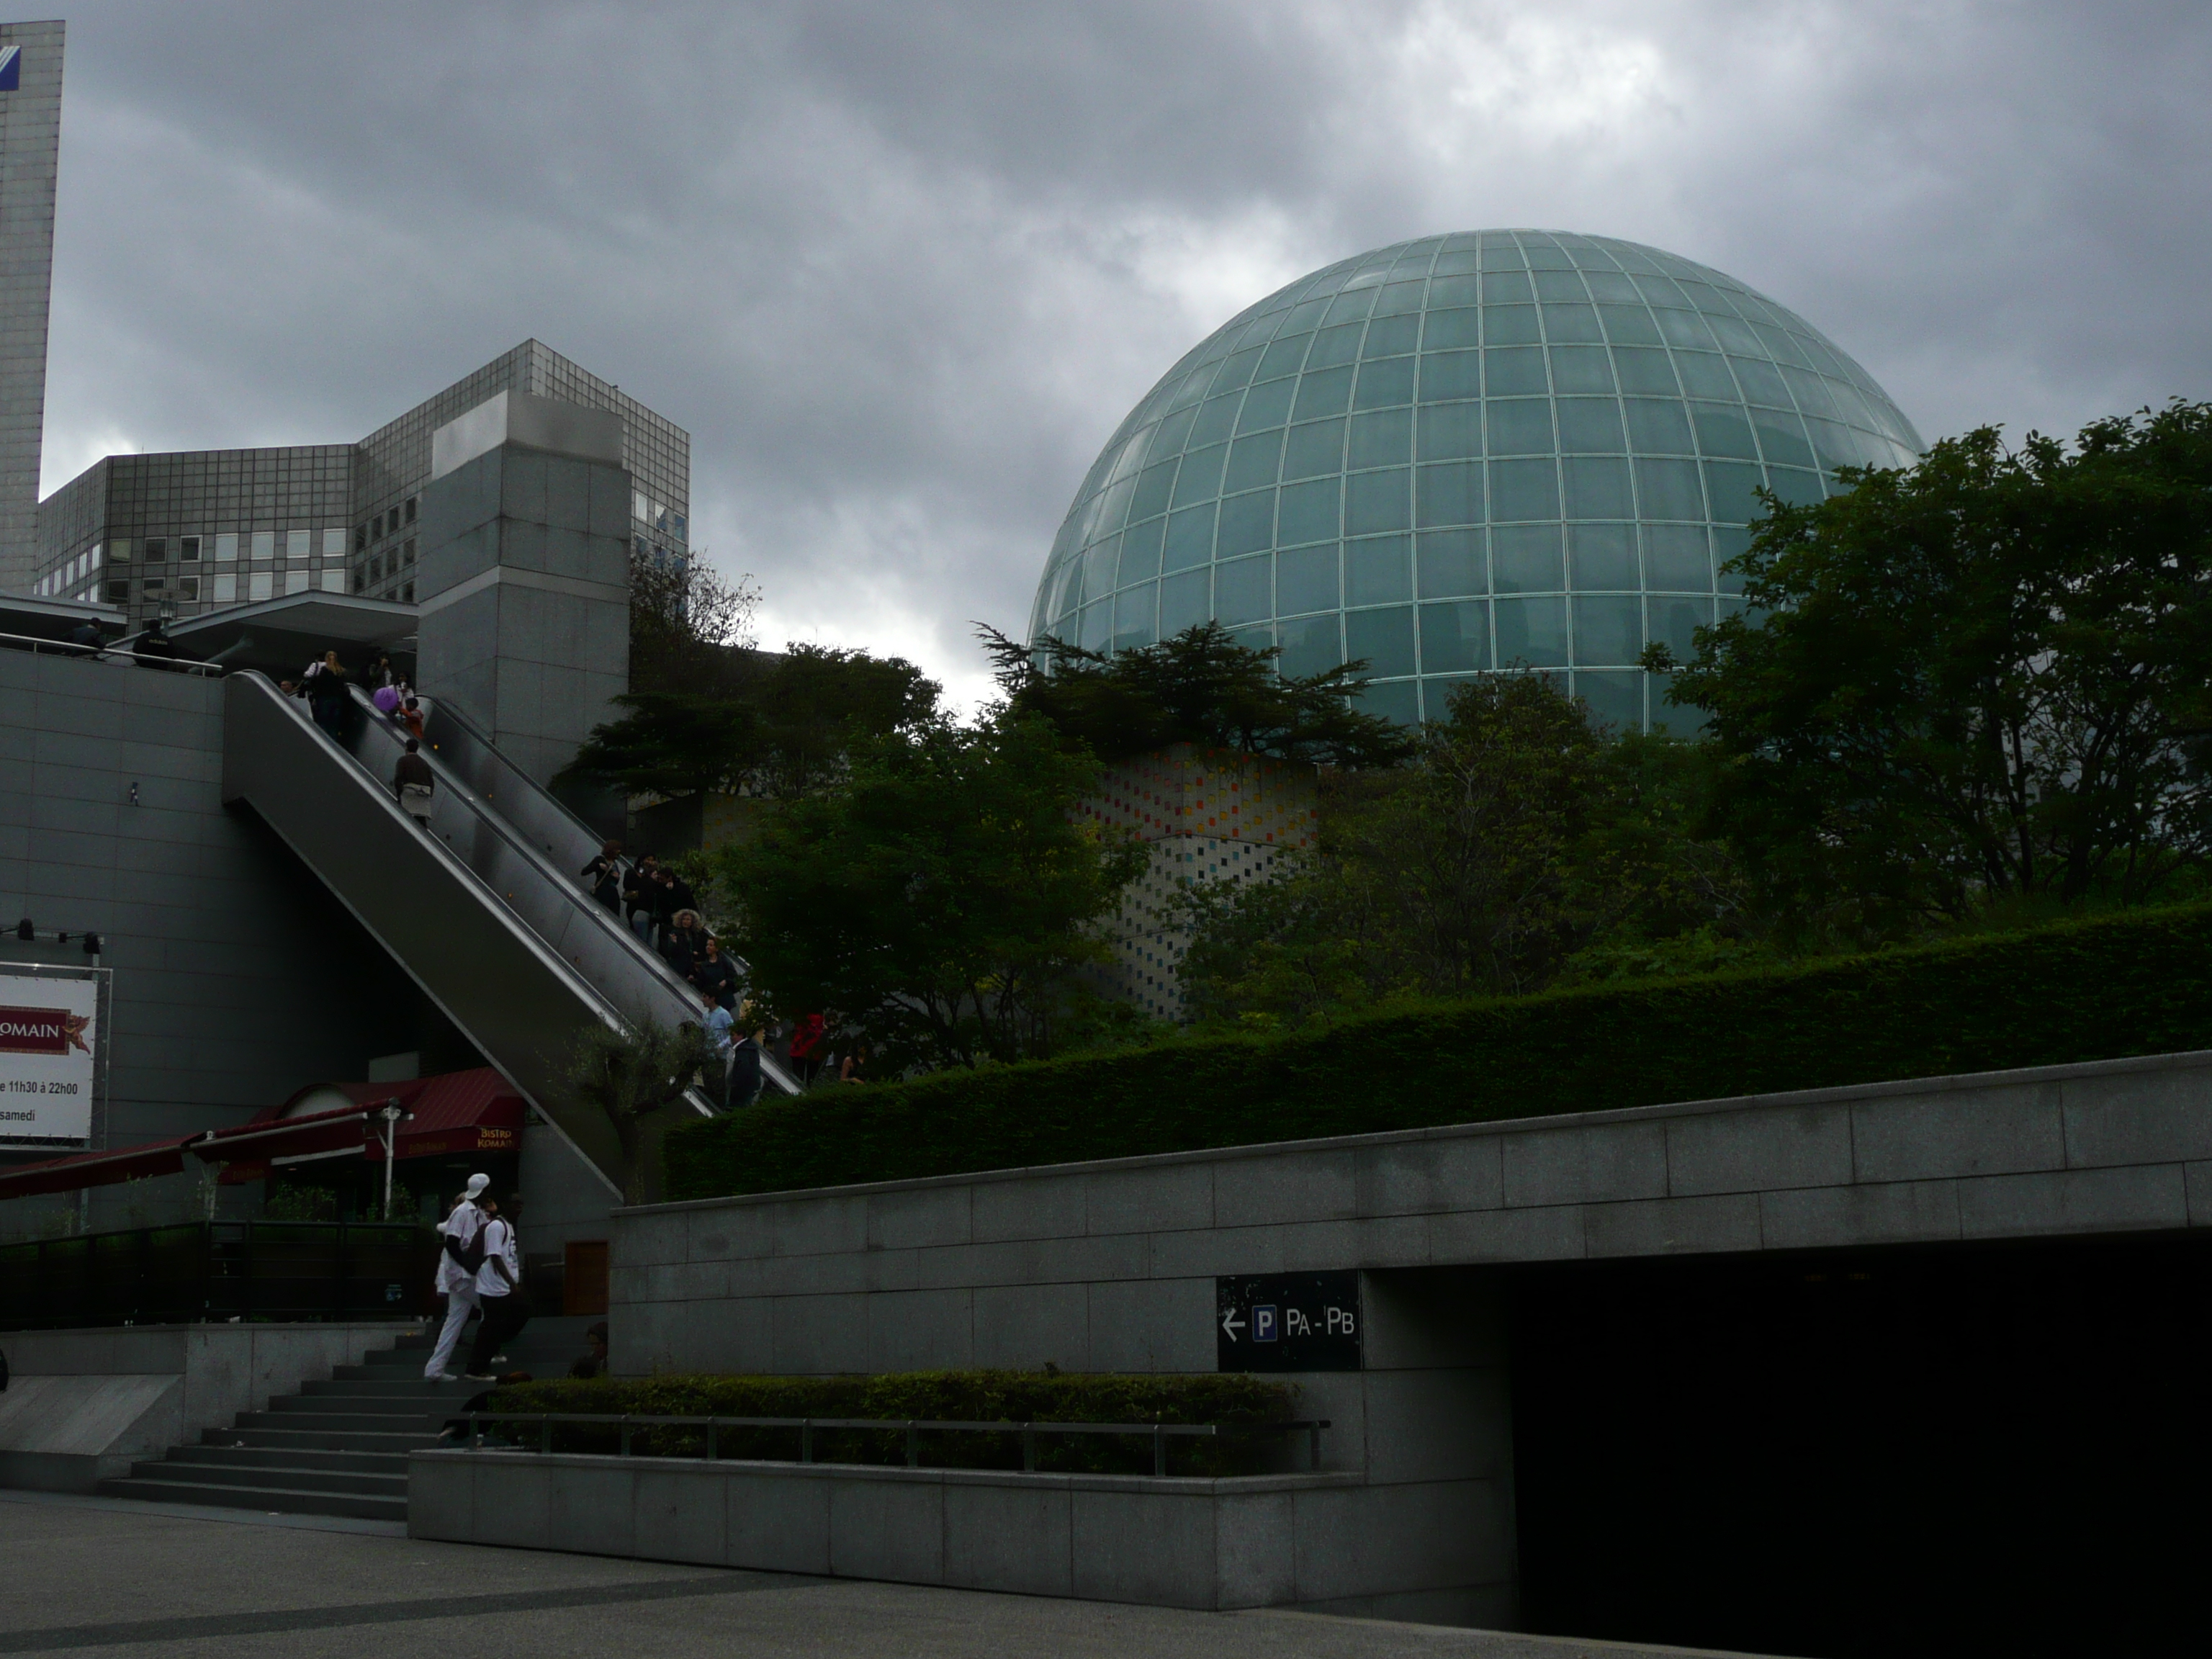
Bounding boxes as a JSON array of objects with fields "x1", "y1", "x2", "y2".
[{"x1": 788, "y1": 1012, "x2": 827, "y2": 1086}]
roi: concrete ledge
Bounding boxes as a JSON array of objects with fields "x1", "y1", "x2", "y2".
[
  {"x1": 0, "y1": 1323, "x2": 417, "y2": 1492},
  {"x1": 0, "y1": 1375, "x2": 181, "y2": 1492},
  {"x1": 621, "y1": 1046, "x2": 2212, "y2": 1218},
  {"x1": 409, "y1": 1448, "x2": 1440, "y2": 1612}
]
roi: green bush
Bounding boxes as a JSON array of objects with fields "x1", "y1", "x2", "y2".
[
  {"x1": 485, "y1": 1370, "x2": 1295, "y2": 1476},
  {"x1": 667, "y1": 902, "x2": 2212, "y2": 1202}
]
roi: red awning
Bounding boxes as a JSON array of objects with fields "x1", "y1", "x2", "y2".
[
  {"x1": 0, "y1": 1070, "x2": 531, "y2": 1196},
  {"x1": 380, "y1": 1069, "x2": 526, "y2": 1160},
  {"x1": 215, "y1": 1069, "x2": 527, "y2": 1182},
  {"x1": 192, "y1": 1101, "x2": 379, "y2": 1167},
  {"x1": 0, "y1": 1134, "x2": 195, "y2": 1201}
]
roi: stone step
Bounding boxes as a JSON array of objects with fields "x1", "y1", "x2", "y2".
[
  {"x1": 96, "y1": 1475, "x2": 408, "y2": 1522},
  {"x1": 252, "y1": 1403, "x2": 454, "y2": 1431},
  {"x1": 127, "y1": 1457, "x2": 406, "y2": 1497},
  {"x1": 228, "y1": 1416, "x2": 453, "y2": 1442},
  {"x1": 300, "y1": 1377, "x2": 477, "y2": 1398},
  {"x1": 206, "y1": 1424, "x2": 444, "y2": 1455},
  {"x1": 167, "y1": 1444, "x2": 409, "y2": 1477}
]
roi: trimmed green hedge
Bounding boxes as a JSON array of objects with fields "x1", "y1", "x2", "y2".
[
  {"x1": 487, "y1": 1370, "x2": 1295, "y2": 1476},
  {"x1": 670, "y1": 903, "x2": 2212, "y2": 1202}
]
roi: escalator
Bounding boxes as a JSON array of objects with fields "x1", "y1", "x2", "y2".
[{"x1": 220, "y1": 671, "x2": 794, "y2": 1197}]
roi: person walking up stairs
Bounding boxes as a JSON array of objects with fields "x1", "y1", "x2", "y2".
[{"x1": 424, "y1": 1174, "x2": 490, "y2": 1381}]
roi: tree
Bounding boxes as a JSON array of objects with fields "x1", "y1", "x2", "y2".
[
  {"x1": 1653, "y1": 402, "x2": 2212, "y2": 936},
  {"x1": 714, "y1": 712, "x2": 1150, "y2": 1072},
  {"x1": 628, "y1": 551, "x2": 758, "y2": 696},
  {"x1": 569, "y1": 1017, "x2": 719, "y2": 1204},
  {"x1": 980, "y1": 621, "x2": 1416, "y2": 768},
  {"x1": 562, "y1": 644, "x2": 940, "y2": 804},
  {"x1": 1179, "y1": 674, "x2": 1749, "y2": 1025}
]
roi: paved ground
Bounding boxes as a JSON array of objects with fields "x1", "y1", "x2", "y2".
[{"x1": 0, "y1": 1491, "x2": 1761, "y2": 1659}]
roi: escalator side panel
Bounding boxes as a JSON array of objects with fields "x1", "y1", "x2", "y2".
[{"x1": 221, "y1": 673, "x2": 629, "y2": 1189}]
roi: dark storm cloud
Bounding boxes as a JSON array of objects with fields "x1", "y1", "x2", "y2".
[{"x1": 40, "y1": 1, "x2": 2212, "y2": 701}]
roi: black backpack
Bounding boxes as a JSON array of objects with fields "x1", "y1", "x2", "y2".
[{"x1": 441, "y1": 1205, "x2": 490, "y2": 1272}]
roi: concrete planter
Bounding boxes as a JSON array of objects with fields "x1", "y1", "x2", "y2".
[{"x1": 410, "y1": 1447, "x2": 1380, "y2": 1611}]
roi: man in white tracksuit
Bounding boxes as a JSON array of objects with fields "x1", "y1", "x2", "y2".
[{"x1": 423, "y1": 1173, "x2": 490, "y2": 1380}]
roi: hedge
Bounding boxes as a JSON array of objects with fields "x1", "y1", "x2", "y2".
[
  {"x1": 668, "y1": 902, "x2": 2212, "y2": 1202},
  {"x1": 486, "y1": 1370, "x2": 1295, "y2": 1476}
]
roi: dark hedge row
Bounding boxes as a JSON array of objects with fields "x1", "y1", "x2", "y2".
[
  {"x1": 487, "y1": 1370, "x2": 1296, "y2": 1476},
  {"x1": 668, "y1": 903, "x2": 2212, "y2": 1202}
]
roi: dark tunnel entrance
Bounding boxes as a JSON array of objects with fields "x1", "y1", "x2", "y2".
[{"x1": 1508, "y1": 1230, "x2": 2211, "y2": 1659}]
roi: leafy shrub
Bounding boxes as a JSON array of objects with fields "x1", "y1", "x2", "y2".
[
  {"x1": 485, "y1": 1370, "x2": 1296, "y2": 1477},
  {"x1": 667, "y1": 902, "x2": 2212, "y2": 1200}
]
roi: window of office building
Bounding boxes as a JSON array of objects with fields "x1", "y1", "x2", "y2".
[
  {"x1": 215, "y1": 534, "x2": 238, "y2": 562},
  {"x1": 252, "y1": 531, "x2": 275, "y2": 560},
  {"x1": 286, "y1": 529, "x2": 309, "y2": 562}
]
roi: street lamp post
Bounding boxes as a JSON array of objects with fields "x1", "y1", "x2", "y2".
[{"x1": 374, "y1": 1100, "x2": 410, "y2": 1220}]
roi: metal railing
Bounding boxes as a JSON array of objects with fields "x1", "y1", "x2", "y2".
[
  {"x1": 0, "y1": 629, "x2": 225, "y2": 675},
  {"x1": 0, "y1": 1219, "x2": 437, "y2": 1329},
  {"x1": 458, "y1": 1411, "x2": 1331, "y2": 1478}
]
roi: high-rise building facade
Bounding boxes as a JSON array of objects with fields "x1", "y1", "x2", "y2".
[
  {"x1": 0, "y1": 19, "x2": 63, "y2": 591},
  {"x1": 29, "y1": 338, "x2": 689, "y2": 628}
]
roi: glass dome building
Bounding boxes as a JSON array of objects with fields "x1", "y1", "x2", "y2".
[{"x1": 1029, "y1": 230, "x2": 1924, "y2": 731}]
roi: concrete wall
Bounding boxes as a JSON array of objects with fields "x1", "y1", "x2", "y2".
[
  {"x1": 415, "y1": 441, "x2": 631, "y2": 789},
  {"x1": 0, "y1": 1319, "x2": 415, "y2": 1491},
  {"x1": 614, "y1": 1049, "x2": 2212, "y2": 1369},
  {"x1": 607, "y1": 1047, "x2": 2212, "y2": 1623},
  {"x1": 0, "y1": 648, "x2": 430, "y2": 1159},
  {"x1": 410, "y1": 1449, "x2": 1367, "y2": 1611}
]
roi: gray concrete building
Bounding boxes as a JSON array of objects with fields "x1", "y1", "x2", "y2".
[
  {"x1": 416, "y1": 390, "x2": 634, "y2": 788},
  {"x1": 28, "y1": 340, "x2": 689, "y2": 629},
  {"x1": 0, "y1": 19, "x2": 62, "y2": 591}
]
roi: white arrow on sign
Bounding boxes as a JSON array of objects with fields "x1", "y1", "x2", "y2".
[{"x1": 1220, "y1": 1308, "x2": 1246, "y2": 1342}]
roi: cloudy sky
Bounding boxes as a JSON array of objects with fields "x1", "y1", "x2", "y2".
[{"x1": 41, "y1": 1, "x2": 2212, "y2": 706}]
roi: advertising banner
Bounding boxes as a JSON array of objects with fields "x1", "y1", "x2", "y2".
[{"x1": 0, "y1": 974, "x2": 100, "y2": 1146}]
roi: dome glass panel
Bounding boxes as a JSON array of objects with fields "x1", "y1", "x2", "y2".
[{"x1": 1030, "y1": 230, "x2": 1924, "y2": 732}]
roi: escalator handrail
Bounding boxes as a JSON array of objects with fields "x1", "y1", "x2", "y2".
[
  {"x1": 349, "y1": 688, "x2": 707, "y2": 1017},
  {"x1": 341, "y1": 685, "x2": 800, "y2": 1104},
  {"x1": 392, "y1": 688, "x2": 805, "y2": 1102},
  {"x1": 240, "y1": 675, "x2": 629, "y2": 1028},
  {"x1": 416, "y1": 691, "x2": 603, "y2": 860}
]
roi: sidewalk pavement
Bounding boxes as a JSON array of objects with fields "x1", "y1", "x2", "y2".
[{"x1": 0, "y1": 1489, "x2": 1772, "y2": 1659}]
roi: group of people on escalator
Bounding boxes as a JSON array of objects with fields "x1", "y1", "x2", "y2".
[
  {"x1": 575, "y1": 837, "x2": 868, "y2": 1107},
  {"x1": 277, "y1": 647, "x2": 437, "y2": 823}
]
